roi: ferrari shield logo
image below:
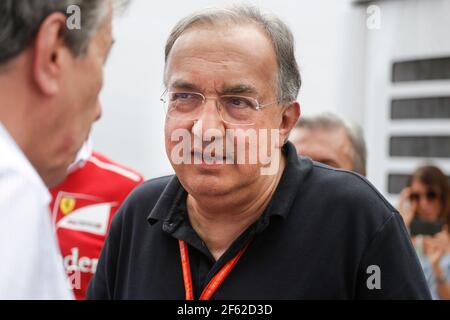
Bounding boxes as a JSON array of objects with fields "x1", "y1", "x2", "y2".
[{"x1": 60, "y1": 197, "x2": 76, "y2": 215}]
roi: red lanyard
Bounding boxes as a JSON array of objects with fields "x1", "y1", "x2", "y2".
[{"x1": 178, "y1": 239, "x2": 250, "y2": 300}]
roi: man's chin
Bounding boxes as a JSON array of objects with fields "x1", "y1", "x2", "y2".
[
  {"x1": 182, "y1": 175, "x2": 235, "y2": 198},
  {"x1": 47, "y1": 151, "x2": 79, "y2": 188},
  {"x1": 174, "y1": 164, "x2": 261, "y2": 197}
]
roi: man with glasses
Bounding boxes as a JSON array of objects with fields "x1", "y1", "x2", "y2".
[{"x1": 89, "y1": 5, "x2": 430, "y2": 299}]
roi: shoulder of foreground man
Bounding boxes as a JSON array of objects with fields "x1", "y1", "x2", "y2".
[{"x1": 302, "y1": 161, "x2": 398, "y2": 229}]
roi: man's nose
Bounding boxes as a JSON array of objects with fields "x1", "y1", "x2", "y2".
[{"x1": 192, "y1": 99, "x2": 225, "y2": 137}]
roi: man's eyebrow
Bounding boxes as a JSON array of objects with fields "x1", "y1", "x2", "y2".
[
  {"x1": 168, "y1": 82, "x2": 259, "y2": 95},
  {"x1": 221, "y1": 84, "x2": 258, "y2": 95},
  {"x1": 169, "y1": 80, "x2": 201, "y2": 92}
]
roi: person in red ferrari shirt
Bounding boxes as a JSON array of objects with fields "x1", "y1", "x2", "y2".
[{"x1": 50, "y1": 140, "x2": 145, "y2": 300}]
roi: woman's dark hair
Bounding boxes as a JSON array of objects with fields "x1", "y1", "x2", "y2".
[{"x1": 408, "y1": 165, "x2": 450, "y2": 226}]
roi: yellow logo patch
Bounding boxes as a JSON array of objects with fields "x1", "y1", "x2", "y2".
[{"x1": 60, "y1": 197, "x2": 76, "y2": 215}]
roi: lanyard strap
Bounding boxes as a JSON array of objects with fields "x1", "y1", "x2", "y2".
[{"x1": 178, "y1": 239, "x2": 250, "y2": 300}]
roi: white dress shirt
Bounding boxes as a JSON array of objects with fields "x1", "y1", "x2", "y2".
[{"x1": 0, "y1": 123, "x2": 73, "y2": 300}]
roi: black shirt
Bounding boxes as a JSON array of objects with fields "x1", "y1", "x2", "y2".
[{"x1": 88, "y1": 142, "x2": 431, "y2": 299}]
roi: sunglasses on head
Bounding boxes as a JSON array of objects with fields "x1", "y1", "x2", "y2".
[{"x1": 409, "y1": 190, "x2": 439, "y2": 202}]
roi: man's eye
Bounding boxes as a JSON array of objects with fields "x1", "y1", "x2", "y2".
[
  {"x1": 172, "y1": 93, "x2": 193, "y2": 100},
  {"x1": 223, "y1": 97, "x2": 253, "y2": 109}
]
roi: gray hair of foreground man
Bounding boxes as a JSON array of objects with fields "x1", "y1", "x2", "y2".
[
  {"x1": 297, "y1": 113, "x2": 367, "y2": 176},
  {"x1": 164, "y1": 4, "x2": 301, "y2": 103},
  {"x1": 0, "y1": 0, "x2": 129, "y2": 66}
]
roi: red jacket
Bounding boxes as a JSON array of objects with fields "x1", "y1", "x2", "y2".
[{"x1": 50, "y1": 151, "x2": 144, "y2": 300}]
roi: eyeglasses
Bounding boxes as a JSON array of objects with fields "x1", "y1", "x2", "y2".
[
  {"x1": 160, "y1": 91, "x2": 278, "y2": 126},
  {"x1": 409, "y1": 190, "x2": 440, "y2": 202}
]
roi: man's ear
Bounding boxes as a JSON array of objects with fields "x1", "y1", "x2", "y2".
[
  {"x1": 32, "y1": 12, "x2": 69, "y2": 96},
  {"x1": 278, "y1": 101, "x2": 301, "y2": 148}
]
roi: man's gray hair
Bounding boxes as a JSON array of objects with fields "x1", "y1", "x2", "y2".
[
  {"x1": 0, "y1": 0, "x2": 129, "y2": 66},
  {"x1": 296, "y1": 112, "x2": 367, "y2": 176},
  {"x1": 164, "y1": 4, "x2": 301, "y2": 103}
]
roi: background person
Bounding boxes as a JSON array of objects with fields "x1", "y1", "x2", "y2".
[
  {"x1": 398, "y1": 165, "x2": 450, "y2": 299},
  {"x1": 50, "y1": 139, "x2": 144, "y2": 300},
  {"x1": 398, "y1": 165, "x2": 449, "y2": 235},
  {"x1": 290, "y1": 112, "x2": 367, "y2": 176}
]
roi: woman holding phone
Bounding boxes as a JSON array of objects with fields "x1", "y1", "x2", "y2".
[{"x1": 398, "y1": 165, "x2": 450, "y2": 299}]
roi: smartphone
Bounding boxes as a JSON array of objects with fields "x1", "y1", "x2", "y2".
[{"x1": 410, "y1": 218, "x2": 443, "y2": 236}]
